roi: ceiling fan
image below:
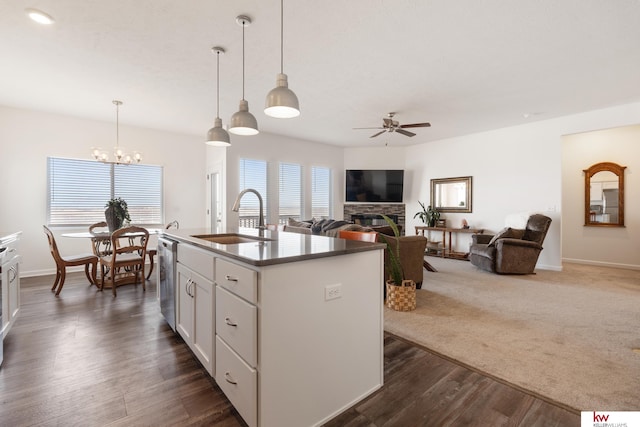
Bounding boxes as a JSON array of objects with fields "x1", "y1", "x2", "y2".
[{"x1": 354, "y1": 112, "x2": 431, "y2": 138}]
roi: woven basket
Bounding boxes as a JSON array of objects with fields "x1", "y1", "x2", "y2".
[{"x1": 386, "y1": 279, "x2": 417, "y2": 311}]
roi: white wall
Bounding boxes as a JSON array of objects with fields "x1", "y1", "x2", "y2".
[
  {"x1": 399, "y1": 102, "x2": 640, "y2": 271},
  {"x1": 0, "y1": 106, "x2": 205, "y2": 276},
  {"x1": 562, "y1": 125, "x2": 640, "y2": 269}
]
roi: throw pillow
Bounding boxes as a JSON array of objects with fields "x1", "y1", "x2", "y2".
[
  {"x1": 487, "y1": 227, "x2": 524, "y2": 246},
  {"x1": 288, "y1": 217, "x2": 312, "y2": 228}
]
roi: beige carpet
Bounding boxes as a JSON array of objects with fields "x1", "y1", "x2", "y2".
[{"x1": 384, "y1": 257, "x2": 640, "y2": 411}]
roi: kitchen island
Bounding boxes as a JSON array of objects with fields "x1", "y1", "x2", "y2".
[{"x1": 161, "y1": 227, "x2": 385, "y2": 427}]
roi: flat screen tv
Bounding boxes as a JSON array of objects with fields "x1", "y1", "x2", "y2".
[{"x1": 345, "y1": 169, "x2": 404, "y2": 203}]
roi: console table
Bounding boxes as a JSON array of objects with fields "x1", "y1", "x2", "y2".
[{"x1": 415, "y1": 226, "x2": 484, "y2": 260}]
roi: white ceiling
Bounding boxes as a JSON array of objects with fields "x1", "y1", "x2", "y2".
[{"x1": 2, "y1": 0, "x2": 640, "y2": 147}]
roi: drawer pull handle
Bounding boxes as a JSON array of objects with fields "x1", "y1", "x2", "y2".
[
  {"x1": 225, "y1": 372, "x2": 237, "y2": 385},
  {"x1": 225, "y1": 317, "x2": 238, "y2": 327},
  {"x1": 225, "y1": 275, "x2": 238, "y2": 282}
]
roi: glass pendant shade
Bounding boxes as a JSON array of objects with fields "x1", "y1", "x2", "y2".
[
  {"x1": 229, "y1": 99, "x2": 259, "y2": 135},
  {"x1": 265, "y1": 73, "x2": 300, "y2": 118},
  {"x1": 206, "y1": 117, "x2": 231, "y2": 146}
]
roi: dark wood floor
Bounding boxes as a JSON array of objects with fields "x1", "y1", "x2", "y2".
[{"x1": 0, "y1": 273, "x2": 579, "y2": 426}]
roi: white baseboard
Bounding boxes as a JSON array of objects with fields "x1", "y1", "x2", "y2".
[
  {"x1": 562, "y1": 258, "x2": 640, "y2": 271},
  {"x1": 535, "y1": 263, "x2": 563, "y2": 272},
  {"x1": 21, "y1": 262, "x2": 154, "y2": 278}
]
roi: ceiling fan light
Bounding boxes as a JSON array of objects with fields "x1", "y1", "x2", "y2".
[
  {"x1": 229, "y1": 99, "x2": 259, "y2": 135},
  {"x1": 265, "y1": 73, "x2": 300, "y2": 118},
  {"x1": 206, "y1": 117, "x2": 231, "y2": 146}
]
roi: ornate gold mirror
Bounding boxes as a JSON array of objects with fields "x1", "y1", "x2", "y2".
[
  {"x1": 430, "y1": 176, "x2": 472, "y2": 213},
  {"x1": 584, "y1": 162, "x2": 626, "y2": 227}
]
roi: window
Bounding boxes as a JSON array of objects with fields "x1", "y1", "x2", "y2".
[
  {"x1": 279, "y1": 163, "x2": 302, "y2": 224},
  {"x1": 47, "y1": 157, "x2": 163, "y2": 226},
  {"x1": 311, "y1": 166, "x2": 331, "y2": 219},
  {"x1": 238, "y1": 158, "x2": 268, "y2": 227}
]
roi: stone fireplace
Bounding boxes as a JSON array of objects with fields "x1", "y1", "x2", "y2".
[{"x1": 344, "y1": 204, "x2": 406, "y2": 235}]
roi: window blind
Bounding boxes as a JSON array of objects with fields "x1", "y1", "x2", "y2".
[
  {"x1": 47, "y1": 157, "x2": 163, "y2": 226},
  {"x1": 239, "y1": 158, "x2": 268, "y2": 226},
  {"x1": 311, "y1": 166, "x2": 331, "y2": 219},
  {"x1": 279, "y1": 162, "x2": 302, "y2": 223}
]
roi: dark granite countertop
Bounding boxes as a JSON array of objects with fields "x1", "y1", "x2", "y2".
[{"x1": 162, "y1": 227, "x2": 385, "y2": 267}]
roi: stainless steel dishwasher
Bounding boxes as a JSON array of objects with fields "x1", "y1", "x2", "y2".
[{"x1": 158, "y1": 237, "x2": 178, "y2": 331}]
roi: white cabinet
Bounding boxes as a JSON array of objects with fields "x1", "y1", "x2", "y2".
[
  {"x1": 172, "y1": 239, "x2": 384, "y2": 427},
  {"x1": 216, "y1": 251, "x2": 383, "y2": 427},
  {"x1": 1, "y1": 234, "x2": 21, "y2": 339},
  {"x1": 215, "y1": 259, "x2": 258, "y2": 427},
  {"x1": 176, "y1": 244, "x2": 215, "y2": 375}
]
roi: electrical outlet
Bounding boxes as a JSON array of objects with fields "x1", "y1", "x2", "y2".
[{"x1": 325, "y1": 284, "x2": 342, "y2": 301}]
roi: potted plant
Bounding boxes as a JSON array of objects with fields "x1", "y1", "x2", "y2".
[
  {"x1": 414, "y1": 201, "x2": 440, "y2": 227},
  {"x1": 105, "y1": 197, "x2": 130, "y2": 232},
  {"x1": 379, "y1": 214, "x2": 416, "y2": 311}
]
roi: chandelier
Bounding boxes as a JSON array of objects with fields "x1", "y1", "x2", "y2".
[{"x1": 92, "y1": 100, "x2": 142, "y2": 164}]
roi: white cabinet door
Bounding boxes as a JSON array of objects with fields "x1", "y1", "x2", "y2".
[
  {"x1": 8, "y1": 259, "x2": 20, "y2": 325},
  {"x1": 176, "y1": 263, "x2": 194, "y2": 343},
  {"x1": 192, "y1": 273, "x2": 214, "y2": 375},
  {"x1": 2, "y1": 254, "x2": 20, "y2": 339},
  {"x1": 175, "y1": 263, "x2": 214, "y2": 376}
]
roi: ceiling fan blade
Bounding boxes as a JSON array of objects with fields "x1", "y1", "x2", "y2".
[
  {"x1": 353, "y1": 127, "x2": 384, "y2": 130},
  {"x1": 399, "y1": 122, "x2": 431, "y2": 128},
  {"x1": 370, "y1": 130, "x2": 387, "y2": 138},
  {"x1": 395, "y1": 128, "x2": 416, "y2": 137}
]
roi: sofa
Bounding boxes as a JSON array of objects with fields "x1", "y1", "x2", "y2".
[
  {"x1": 283, "y1": 218, "x2": 401, "y2": 237},
  {"x1": 469, "y1": 214, "x2": 552, "y2": 274},
  {"x1": 283, "y1": 218, "x2": 426, "y2": 288}
]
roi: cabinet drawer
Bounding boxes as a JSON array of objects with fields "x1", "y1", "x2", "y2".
[
  {"x1": 215, "y1": 258, "x2": 257, "y2": 304},
  {"x1": 216, "y1": 336, "x2": 257, "y2": 427},
  {"x1": 177, "y1": 243, "x2": 214, "y2": 281},
  {"x1": 216, "y1": 286, "x2": 257, "y2": 367}
]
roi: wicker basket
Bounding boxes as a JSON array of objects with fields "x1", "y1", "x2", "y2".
[{"x1": 386, "y1": 279, "x2": 417, "y2": 311}]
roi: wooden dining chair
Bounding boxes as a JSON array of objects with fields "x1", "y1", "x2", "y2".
[
  {"x1": 43, "y1": 225, "x2": 98, "y2": 296},
  {"x1": 88, "y1": 221, "x2": 113, "y2": 258},
  {"x1": 145, "y1": 220, "x2": 178, "y2": 280},
  {"x1": 338, "y1": 230, "x2": 379, "y2": 242},
  {"x1": 99, "y1": 226, "x2": 149, "y2": 297}
]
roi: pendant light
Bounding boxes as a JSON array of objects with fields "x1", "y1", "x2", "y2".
[
  {"x1": 264, "y1": 0, "x2": 300, "y2": 118},
  {"x1": 206, "y1": 47, "x2": 231, "y2": 146},
  {"x1": 92, "y1": 100, "x2": 141, "y2": 164},
  {"x1": 229, "y1": 15, "x2": 259, "y2": 136}
]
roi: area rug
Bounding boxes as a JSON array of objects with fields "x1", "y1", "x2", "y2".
[{"x1": 384, "y1": 257, "x2": 640, "y2": 411}]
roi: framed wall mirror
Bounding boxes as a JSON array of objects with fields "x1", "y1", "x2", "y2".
[
  {"x1": 430, "y1": 176, "x2": 472, "y2": 213},
  {"x1": 584, "y1": 162, "x2": 626, "y2": 227}
]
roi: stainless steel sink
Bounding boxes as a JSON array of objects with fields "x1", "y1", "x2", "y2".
[{"x1": 190, "y1": 233, "x2": 274, "y2": 245}]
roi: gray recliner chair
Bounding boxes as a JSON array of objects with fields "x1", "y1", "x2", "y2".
[{"x1": 469, "y1": 214, "x2": 552, "y2": 274}]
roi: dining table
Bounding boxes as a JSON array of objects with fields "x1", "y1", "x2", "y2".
[{"x1": 62, "y1": 228, "x2": 162, "y2": 287}]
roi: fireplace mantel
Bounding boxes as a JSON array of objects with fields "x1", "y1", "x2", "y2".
[{"x1": 344, "y1": 204, "x2": 406, "y2": 235}]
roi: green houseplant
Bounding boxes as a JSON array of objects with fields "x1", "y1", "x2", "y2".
[
  {"x1": 379, "y1": 214, "x2": 416, "y2": 311},
  {"x1": 414, "y1": 201, "x2": 440, "y2": 227},
  {"x1": 105, "y1": 197, "x2": 130, "y2": 232}
]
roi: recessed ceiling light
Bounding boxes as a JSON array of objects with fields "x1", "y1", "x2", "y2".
[{"x1": 25, "y1": 8, "x2": 55, "y2": 25}]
